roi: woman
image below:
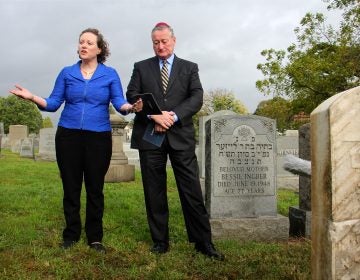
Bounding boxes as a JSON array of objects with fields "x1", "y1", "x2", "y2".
[{"x1": 10, "y1": 28, "x2": 142, "y2": 253}]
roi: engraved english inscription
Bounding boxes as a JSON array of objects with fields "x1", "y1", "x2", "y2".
[{"x1": 213, "y1": 120, "x2": 275, "y2": 197}]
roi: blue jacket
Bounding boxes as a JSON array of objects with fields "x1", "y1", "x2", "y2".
[{"x1": 42, "y1": 61, "x2": 127, "y2": 132}]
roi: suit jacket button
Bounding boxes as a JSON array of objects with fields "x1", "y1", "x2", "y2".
[{"x1": 164, "y1": 98, "x2": 167, "y2": 101}]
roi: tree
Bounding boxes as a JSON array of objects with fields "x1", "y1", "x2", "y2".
[
  {"x1": 42, "y1": 117, "x2": 53, "y2": 128},
  {"x1": 0, "y1": 95, "x2": 43, "y2": 133},
  {"x1": 256, "y1": 0, "x2": 360, "y2": 113},
  {"x1": 200, "y1": 88, "x2": 248, "y2": 115},
  {"x1": 254, "y1": 97, "x2": 309, "y2": 132},
  {"x1": 254, "y1": 97, "x2": 293, "y2": 133},
  {"x1": 193, "y1": 88, "x2": 248, "y2": 141}
]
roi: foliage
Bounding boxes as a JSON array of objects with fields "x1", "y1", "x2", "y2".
[
  {"x1": 277, "y1": 188, "x2": 299, "y2": 216},
  {"x1": 0, "y1": 150, "x2": 310, "y2": 279},
  {"x1": 193, "y1": 88, "x2": 248, "y2": 141},
  {"x1": 254, "y1": 97, "x2": 293, "y2": 133},
  {"x1": 42, "y1": 116, "x2": 53, "y2": 128},
  {"x1": 201, "y1": 88, "x2": 248, "y2": 115},
  {"x1": 256, "y1": 0, "x2": 360, "y2": 113},
  {"x1": 324, "y1": 0, "x2": 360, "y2": 44},
  {"x1": 0, "y1": 95, "x2": 43, "y2": 134}
]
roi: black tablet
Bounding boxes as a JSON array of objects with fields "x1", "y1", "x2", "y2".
[{"x1": 135, "y1": 93, "x2": 162, "y2": 115}]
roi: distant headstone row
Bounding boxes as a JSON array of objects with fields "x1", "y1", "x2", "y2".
[{"x1": 1, "y1": 125, "x2": 56, "y2": 161}]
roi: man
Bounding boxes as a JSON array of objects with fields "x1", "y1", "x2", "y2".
[{"x1": 126, "y1": 22, "x2": 224, "y2": 260}]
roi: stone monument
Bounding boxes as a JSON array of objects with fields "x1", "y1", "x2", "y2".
[
  {"x1": 288, "y1": 123, "x2": 311, "y2": 238},
  {"x1": 37, "y1": 128, "x2": 56, "y2": 161},
  {"x1": 105, "y1": 114, "x2": 135, "y2": 182},
  {"x1": 9, "y1": 125, "x2": 28, "y2": 153},
  {"x1": 276, "y1": 132, "x2": 299, "y2": 189},
  {"x1": 205, "y1": 115, "x2": 288, "y2": 241},
  {"x1": 198, "y1": 110, "x2": 237, "y2": 179},
  {"x1": 20, "y1": 138, "x2": 35, "y2": 159},
  {"x1": 0, "y1": 122, "x2": 3, "y2": 156},
  {"x1": 311, "y1": 86, "x2": 360, "y2": 279}
]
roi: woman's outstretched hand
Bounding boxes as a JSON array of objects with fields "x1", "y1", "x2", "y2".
[{"x1": 9, "y1": 85, "x2": 34, "y2": 101}]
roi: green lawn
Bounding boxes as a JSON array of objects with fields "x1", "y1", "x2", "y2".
[{"x1": 0, "y1": 150, "x2": 309, "y2": 280}]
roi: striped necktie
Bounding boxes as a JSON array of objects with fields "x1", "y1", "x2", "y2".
[{"x1": 161, "y1": 60, "x2": 169, "y2": 93}]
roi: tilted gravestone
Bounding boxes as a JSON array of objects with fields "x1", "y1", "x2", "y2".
[
  {"x1": 289, "y1": 123, "x2": 311, "y2": 238},
  {"x1": 205, "y1": 115, "x2": 288, "y2": 241},
  {"x1": 311, "y1": 86, "x2": 360, "y2": 279}
]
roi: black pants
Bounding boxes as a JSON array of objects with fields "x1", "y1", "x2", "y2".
[
  {"x1": 139, "y1": 137, "x2": 212, "y2": 245},
  {"x1": 55, "y1": 126, "x2": 112, "y2": 244}
]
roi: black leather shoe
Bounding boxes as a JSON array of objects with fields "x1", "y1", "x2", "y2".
[
  {"x1": 150, "y1": 242, "x2": 169, "y2": 254},
  {"x1": 89, "y1": 242, "x2": 106, "y2": 253},
  {"x1": 195, "y1": 242, "x2": 224, "y2": 261},
  {"x1": 60, "y1": 240, "x2": 77, "y2": 249}
]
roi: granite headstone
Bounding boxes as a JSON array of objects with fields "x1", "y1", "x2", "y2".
[
  {"x1": 205, "y1": 115, "x2": 288, "y2": 241},
  {"x1": 37, "y1": 128, "x2": 56, "y2": 161}
]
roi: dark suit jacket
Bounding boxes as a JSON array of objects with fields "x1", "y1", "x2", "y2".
[{"x1": 126, "y1": 55, "x2": 203, "y2": 151}]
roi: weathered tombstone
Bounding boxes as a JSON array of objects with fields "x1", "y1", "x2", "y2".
[
  {"x1": 20, "y1": 138, "x2": 35, "y2": 159},
  {"x1": 1, "y1": 135, "x2": 10, "y2": 149},
  {"x1": 311, "y1": 86, "x2": 360, "y2": 279},
  {"x1": 105, "y1": 114, "x2": 135, "y2": 182},
  {"x1": 9, "y1": 125, "x2": 28, "y2": 153},
  {"x1": 0, "y1": 122, "x2": 4, "y2": 136},
  {"x1": 32, "y1": 135, "x2": 40, "y2": 154},
  {"x1": 205, "y1": 115, "x2": 288, "y2": 241},
  {"x1": 37, "y1": 128, "x2": 56, "y2": 161},
  {"x1": 0, "y1": 123, "x2": 3, "y2": 155},
  {"x1": 289, "y1": 123, "x2": 311, "y2": 238},
  {"x1": 276, "y1": 131, "x2": 299, "y2": 189}
]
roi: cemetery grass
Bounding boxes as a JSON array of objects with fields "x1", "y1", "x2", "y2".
[{"x1": 0, "y1": 150, "x2": 309, "y2": 280}]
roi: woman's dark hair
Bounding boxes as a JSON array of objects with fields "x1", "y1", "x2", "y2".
[{"x1": 79, "y1": 28, "x2": 110, "y2": 63}]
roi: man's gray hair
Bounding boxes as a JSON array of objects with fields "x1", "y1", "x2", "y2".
[{"x1": 152, "y1": 22, "x2": 175, "y2": 37}]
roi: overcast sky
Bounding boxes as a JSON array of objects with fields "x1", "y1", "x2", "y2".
[{"x1": 0, "y1": 0, "x2": 341, "y2": 124}]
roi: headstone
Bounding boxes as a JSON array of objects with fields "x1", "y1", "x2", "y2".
[
  {"x1": 1, "y1": 135, "x2": 10, "y2": 149},
  {"x1": 37, "y1": 128, "x2": 56, "y2": 161},
  {"x1": 205, "y1": 115, "x2": 288, "y2": 241},
  {"x1": 9, "y1": 125, "x2": 28, "y2": 153},
  {"x1": 298, "y1": 124, "x2": 311, "y2": 211},
  {"x1": 0, "y1": 122, "x2": 4, "y2": 136},
  {"x1": 311, "y1": 86, "x2": 360, "y2": 279},
  {"x1": 276, "y1": 133, "x2": 299, "y2": 189},
  {"x1": 105, "y1": 114, "x2": 135, "y2": 182},
  {"x1": 0, "y1": 123, "x2": 3, "y2": 156},
  {"x1": 289, "y1": 123, "x2": 311, "y2": 238},
  {"x1": 20, "y1": 138, "x2": 34, "y2": 158},
  {"x1": 198, "y1": 110, "x2": 237, "y2": 178}
]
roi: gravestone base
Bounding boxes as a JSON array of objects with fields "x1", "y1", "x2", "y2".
[
  {"x1": 105, "y1": 164, "x2": 135, "y2": 182},
  {"x1": 36, "y1": 154, "x2": 57, "y2": 162},
  {"x1": 289, "y1": 206, "x2": 311, "y2": 238},
  {"x1": 277, "y1": 175, "x2": 299, "y2": 190},
  {"x1": 210, "y1": 215, "x2": 289, "y2": 241}
]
